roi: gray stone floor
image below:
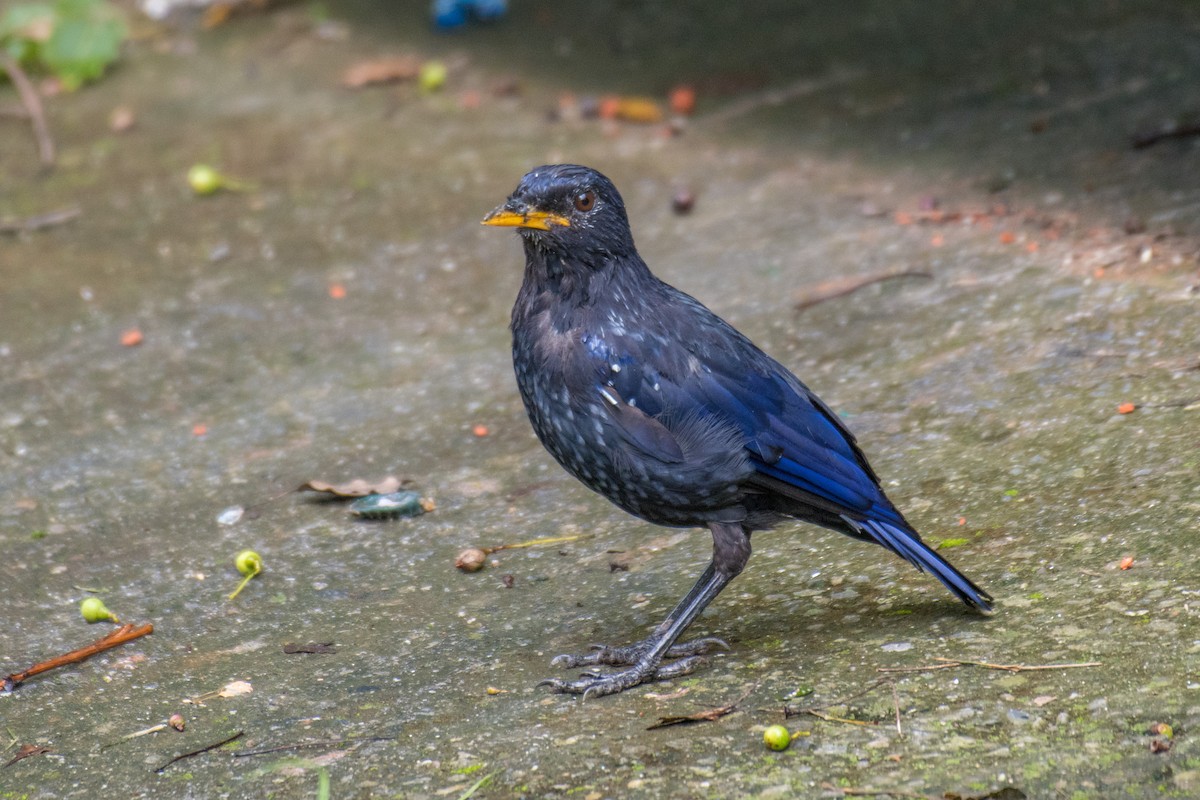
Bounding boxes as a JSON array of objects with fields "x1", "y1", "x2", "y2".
[{"x1": 2, "y1": 2, "x2": 1198, "y2": 797}]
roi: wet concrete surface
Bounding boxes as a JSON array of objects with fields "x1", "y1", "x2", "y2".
[{"x1": 2, "y1": 1, "x2": 1199, "y2": 797}]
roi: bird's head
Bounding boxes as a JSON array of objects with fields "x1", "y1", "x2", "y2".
[{"x1": 482, "y1": 164, "x2": 635, "y2": 259}]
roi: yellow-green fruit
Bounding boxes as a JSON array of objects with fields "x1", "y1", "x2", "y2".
[
  {"x1": 763, "y1": 724, "x2": 791, "y2": 751},
  {"x1": 419, "y1": 61, "x2": 448, "y2": 93},
  {"x1": 187, "y1": 164, "x2": 223, "y2": 195},
  {"x1": 235, "y1": 549, "x2": 263, "y2": 576},
  {"x1": 80, "y1": 597, "x2": 117, "y2": 623}
]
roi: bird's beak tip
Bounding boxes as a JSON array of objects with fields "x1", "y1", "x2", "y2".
[{"x1": 481, "y1": 206, "x2": 570, "y2": 231}]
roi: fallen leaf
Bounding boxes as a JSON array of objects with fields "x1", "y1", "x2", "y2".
[
  {"x1": 299, "y1": 477, "x2": 407, "y2": 498},
  {"x1": 647, "y1": 685, "x2": 754, "y2": 729},
  {"x1": 4, "y1": 744, "x2": 51, "y2": 768},
  {"x1": 341, "y1": 56, "x2": 421, "y2": 88},
  {"x1": 218, "y1": 680, "x2": 253, "y2": 698}
]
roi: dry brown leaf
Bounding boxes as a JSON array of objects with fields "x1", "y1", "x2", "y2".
[
  {"x1": 341, "y1": 56, "x2": 421, "y2": 89},
  {"x1": 299, "y1": 476, "x2": 406, "y2": 497},
  {"x1": 4, "y1": 744, "x2": 51, "y2": 768},
  {"x1": 218, "y1": 680, "x2": 253, "y2": 698}
]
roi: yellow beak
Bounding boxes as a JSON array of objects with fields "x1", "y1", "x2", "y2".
[{"x1": 481, "y1": 206, "x2": 571, "y2": 231}]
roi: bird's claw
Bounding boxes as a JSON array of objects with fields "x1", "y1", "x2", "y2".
[
  {"x1": 549, "y1": 636, "x2": 728, "y2": 669},
  {"x1": 540, "y1": 655, "x2": 707, "y2": 697}
]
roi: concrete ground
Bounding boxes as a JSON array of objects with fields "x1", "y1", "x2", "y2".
[{"x1": 1, "y1": 1, "x2": 1198, "y2": 797}]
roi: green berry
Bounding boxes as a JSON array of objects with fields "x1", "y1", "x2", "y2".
[
  {"x1": 235, "y1": 549, "x2": 263, "y2": 576},
  {"x1": 763, "y1": 724, "x2": 791, "y2": 751},
  {"x1": 187, "y1": 164, "x2": 223, "y2": 195},
  {"x1": 80, "y1": 597, "x2": 118, "y2": 624},
  {"x1": 228, "y1": 549, "x2": 264, "y2": 600},
  {"x1": 419, "y1": 60, "x2": 448, "y2": 93}
]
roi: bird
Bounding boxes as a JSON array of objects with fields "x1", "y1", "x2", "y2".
[{"x1": 482, "y1": 164, "x2": 992, "y2": 697}]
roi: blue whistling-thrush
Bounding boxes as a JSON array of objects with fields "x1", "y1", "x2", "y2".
[{"x1": 482, "y1": 164, "x2": 992, "y2": 697}]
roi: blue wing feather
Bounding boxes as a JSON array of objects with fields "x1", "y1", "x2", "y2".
[{"x1": 584, "y1": 302, "x2": 991, "y2": 612}]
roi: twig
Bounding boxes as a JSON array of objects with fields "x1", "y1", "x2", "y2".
[
  {"x1": 647, "y1": 682, "x2": 758, "y2": 729},
  {"x1": 794, "y1": 271, "x2": 932, "y2": 311},
  {"x1": 231, "y1": 735, "x2": 395, "y2": 757},
  {"x1": 0, "y1": 52, "x2": 54, "y2": 166},
  {"x1": 101, "y1": 723, "x2": 167, "y2": 749},
  {"x1": 804, "y1": 708, "x2": 879, "y2": 727},
  {"x1": 485, "y1": 533, "x2": 590, "y2": 554},
  {"x1": 4, "y1": 623, "x2": 154, "y2": 692},
  {"x1": 821, "y1": 784, "x2": 938, "y2": 799},
  {"x1": 878, "y1": 658, "x2": 1101, "y2": 674},
  {"x1": 0, "y1": 206, "x2": 81, "y2": 234},
  {"x1": 1132, "y1": 121, "x2": 1200, "y2": 149},
  {"x1": 154, "y1": 730, "x2": 243, "y2": 773},
  {"x1": 701, "y1": 70, "x2": 864, "y2": 126}
]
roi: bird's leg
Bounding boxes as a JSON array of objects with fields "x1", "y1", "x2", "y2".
[
  {"x1": 541, "y1": 522, "x2": 750, "y2": 698},
  {"x1": 550, "y1": 562, "x2": 728, "y2": 668}
]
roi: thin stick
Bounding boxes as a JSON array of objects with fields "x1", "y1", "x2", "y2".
[
  {"x1": 485, "y1": 533, "x2": 589, "y2": 554},
  {"x1": 794, "y1": 271, "x2": 932, "y2": 311},
  {"x1": 0, "y1": 52, "x2": 54, "y2": 166},
  {"x1": 879, "y1": 658, "x2": 1101, "y2": 674},
  {"x1": 821, "y1": 784, "x2": 937, "y2": 799},
  {"x1": 1132, "y1": 121, "x2": 1200, "y2": 149},
  {"x1": 101, "y1": 723, "x2": 167, "y2": 749},
  {"x1": 804, "y1": 709, "x2": 879, "y2": 727},
  {"x1": 0, "y1": 206, "x2": 81, "y2": 234},
  {"x1": 232, "y1": 736, "x2": 395, "y2": 757},
  {"x1": 701, "y1": 70, "x2": 864, "y2": 126},
  {"x1": 4, "y1": 623, "x2": 154, "y2": 691},
  {"x1": 154, "y1": 730, "x2": 243, "y2": 773}
]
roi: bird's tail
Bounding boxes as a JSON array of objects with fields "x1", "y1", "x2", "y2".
[{"x1": 857, "y1": 518, "x2": 993, "y2": 612}]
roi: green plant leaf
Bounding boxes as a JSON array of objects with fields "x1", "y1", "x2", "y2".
[
  {"x1": 0, "y1": 4, "x2": 56, "y2": 43},
  {"x1": 41, "y1": 13, "x2": 123, "y2": 89}
]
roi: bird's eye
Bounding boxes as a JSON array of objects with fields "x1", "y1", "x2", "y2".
[{"x1": 573, "y1": 191, "x2": 596, "y2": 212}]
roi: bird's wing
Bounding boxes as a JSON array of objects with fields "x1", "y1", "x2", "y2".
[
  {"x1": 596, "y1": 304, "x2": 897, "y2": 524},
  {"x1": 693, "y1": 355, "x2": 896, "y2": 520},
  {"x1": 595, "y1": 384, "x2": 684, "y2": 463}
]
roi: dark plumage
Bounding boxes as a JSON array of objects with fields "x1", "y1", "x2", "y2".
[{"x1": 483, "y1": 164, "x2": 992, "y2": 697}]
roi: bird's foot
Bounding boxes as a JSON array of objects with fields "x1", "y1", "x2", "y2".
[
  {"x1": 538, "y1": 655, "x2": 706, "y2": 698},
  {"x1": 550, "y1": 636, "x2": 728, "y2": 669}
]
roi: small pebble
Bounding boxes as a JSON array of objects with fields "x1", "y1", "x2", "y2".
[
  {"x1": 217, "y1": 505, "x2": 244, "y2": 525},
  {"x1": 672, "y1": 189, "x2": 695, "y2": 215}
]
